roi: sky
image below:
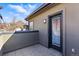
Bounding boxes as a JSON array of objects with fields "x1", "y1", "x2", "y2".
[{"x1": 0, "y1": 3, "x2": 43, "y2": 23}]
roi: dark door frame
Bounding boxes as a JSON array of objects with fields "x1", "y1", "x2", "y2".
[{"x1": 48, "y1": 11, "x2": 63, "y2": 52}]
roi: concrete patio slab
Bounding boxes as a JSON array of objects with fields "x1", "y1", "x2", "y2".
[{"x1": 3, "y1": 44, "x2": 62, "y2": 56}]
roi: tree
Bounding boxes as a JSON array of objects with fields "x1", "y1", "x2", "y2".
[{"x1": 15, "y1": 21, "x2": 25, "y2": 30}]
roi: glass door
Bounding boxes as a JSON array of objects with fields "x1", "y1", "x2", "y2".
[
  {"x1": 52, "y1": 17, "x2": 60, "y2": 47},
  {"x1": 49, "y1": 13, "x2": 63, "y2": 52}
]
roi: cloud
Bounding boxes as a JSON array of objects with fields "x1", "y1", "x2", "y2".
[
  {"x1": 5, "y1": 16, "x2": 9, "y2": 19},
  {"x1": 3, "y1": 16, "x2": 10, "y2": 23},
  {"x1": 15, "y1": 14, "x2": 20, "y2": 16},
  {"x1": 28, "y1": 4, "x2": 37, "y2": 9},
  {"x1": 23, "y1": 4, "x2": 38, "y2": 16},
  {"x1": 24, "y1": 4, "x2": 43, "y2": 16},
  {"x1": 9, "y1": 4, "x2": 27, "y2": 14},
  {"x1": 24, "y1": 4, "x2": 37, "y2": 11},
  {"x1": 8, "y1": 4, "x2": 43, "y2": 19}
]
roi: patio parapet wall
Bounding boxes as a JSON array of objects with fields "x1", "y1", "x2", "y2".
[{"x1": 0, "y1": 30, "x2": 39, "y2": 55}]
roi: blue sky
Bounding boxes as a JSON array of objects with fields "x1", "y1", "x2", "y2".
[{"x1": 0, "y1": 3, "x2": 43, "y2": 23}]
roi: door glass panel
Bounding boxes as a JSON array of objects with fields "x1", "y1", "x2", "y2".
[{"x1": 52, "y1": 16, "x2": 60, "y2": 47}]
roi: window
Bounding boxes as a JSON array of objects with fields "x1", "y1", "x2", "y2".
[{"x1": 29, "y1": 21, "x2": 34, "y2": 30}]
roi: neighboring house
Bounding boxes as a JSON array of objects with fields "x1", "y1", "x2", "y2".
[
  {"x1": 15, "y1": 21, "x2": 28, "y2": 31},
  {"x1": 25, "y1": 3, "x2": 79, "y2": 56},
  {"x1": 0, "y1": 23, "x2": 7, "y2": 30}
]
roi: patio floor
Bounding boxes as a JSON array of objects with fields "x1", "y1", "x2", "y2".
[{"x1": 3, "y1": 44, "x2": 62, "y2": 56}]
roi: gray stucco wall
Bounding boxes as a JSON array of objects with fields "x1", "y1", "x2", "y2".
[
  {"x1": 33, "y1": 17, "x2": 49, "y2": 47},
  {"x1": 65, "y1": 4, "x2": 79, "y2": 56},
  {"x1": 0, "y1": 50, "x2": 2, "y2": 56},
  {"x1": 2, "y1": 31, "x2": 39, "y2": 54},
  {"x1": 29, "y1": 4, "x2": 65, "y2": 48}
]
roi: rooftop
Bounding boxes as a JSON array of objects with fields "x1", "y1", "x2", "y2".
[{"x1": 25, "y1": 3, "x2": 59, "y2": 20}]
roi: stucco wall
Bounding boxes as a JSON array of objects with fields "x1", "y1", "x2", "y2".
[
  {"x1": 65, "y1": 4, "x2": 79, "y2": 56},
  {"x1": 2, "y1": 31, "x2": 39, "y2": 54},
  {"x1": 29, "y1": 4, "x2": 65, "y2": 49}
]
